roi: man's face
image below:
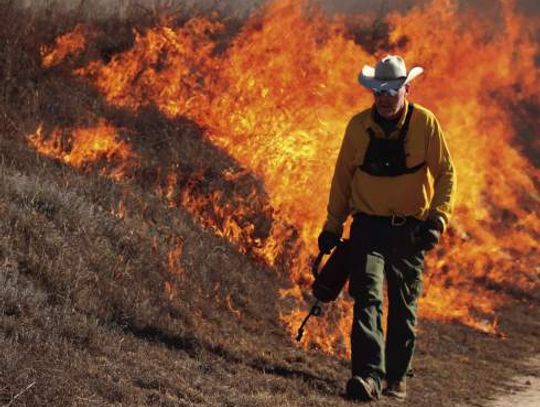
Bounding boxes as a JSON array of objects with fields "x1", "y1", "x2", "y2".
[{"x1": 374, "y1": 85, "x2": 409, "y2": 119}]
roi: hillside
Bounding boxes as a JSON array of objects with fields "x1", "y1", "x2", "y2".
[
  {"x1": 1, "y1": 131, "x2": 539, "y2": 407},
  {"x1": 1, "y1": 1, "x2": 539, "y2": 406}
]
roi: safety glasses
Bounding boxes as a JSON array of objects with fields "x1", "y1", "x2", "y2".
[{"x1": 373, "y1": 88, "x2": 400, "y2": 97}]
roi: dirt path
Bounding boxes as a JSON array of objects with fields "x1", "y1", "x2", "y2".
[{"x1": 484, "y1": 356, "x2": 540, "y2": 407}]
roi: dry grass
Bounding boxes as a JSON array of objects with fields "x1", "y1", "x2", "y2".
[{"x1": 0, "y1": 2, "x2": 538, "y2": 406}]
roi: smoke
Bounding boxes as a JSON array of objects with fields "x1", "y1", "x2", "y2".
[
  {"x1": 316, "y1": 0, "x2": 420, "y2": 14},
  {"x1": 17, "y1": 0, "x2": 267, "y2": 19},
  {"x1": 318, "y1": 0, "x2": 540, "y2": 14},
  {"x1": 16, "y1": 0, "x2": 540, "y2": 19}
]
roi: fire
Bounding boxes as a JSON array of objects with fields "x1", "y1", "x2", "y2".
[
  {"x1": 27, "y1": 119, "x2": 136, "y2": 180},
  {"x1": 163, "y1": 238, "x2": 184, "y2": 301},
  {"x1": 156, "y1": 166, "x2": 275, "y2": 259},
  {"x1": 166, "y1": 236, "x2": 185, "y2": 301},
  {"x1": 76, "y1": 18, "x2": 223, "y2": 115},
  {"x1": 41, "y1": 24, "x2": 88, "y2": 68},
  {"x1": 29, "y1": 0, "x2": 539, "y2": 356}
]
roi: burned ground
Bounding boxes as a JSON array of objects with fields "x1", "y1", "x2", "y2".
[{"x1": 1, "y1": 2, "x2": 539, "y2": 406}]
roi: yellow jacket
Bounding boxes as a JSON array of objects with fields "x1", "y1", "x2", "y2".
[{"x1": 324, "y1": 100, "x2": 456, "y2": 236}]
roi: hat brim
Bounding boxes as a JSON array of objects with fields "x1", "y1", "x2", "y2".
[{"x1": 358, "y1": 65, "x2": 423, "y2": 91}]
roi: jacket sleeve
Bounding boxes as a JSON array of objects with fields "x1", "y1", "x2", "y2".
[
  {"x1": 323, "y1": 119, "x2": 358, "y2": 236},
  {"x1": 426, "y1": 117, "x2": 457, "y2": 231}
]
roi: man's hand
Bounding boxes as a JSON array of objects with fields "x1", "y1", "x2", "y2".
[
  {"x1": 411, "y1": 218, "x2": 443, "y2": 251},
  {"x1": 318, "y1": 230, "x2": 340, "y2": 254}
]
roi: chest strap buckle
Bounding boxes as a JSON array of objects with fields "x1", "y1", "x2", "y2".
[{"x1": 391, "y1": 215, "x2": 407, "y2": 226}]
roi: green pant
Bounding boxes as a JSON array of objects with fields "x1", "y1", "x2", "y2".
[{"x1": 348, "y1": 214, "x2": 424, "y2": 390}]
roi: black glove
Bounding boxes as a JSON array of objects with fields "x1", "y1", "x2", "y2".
[
  {"x1": 318, "y1": 230, "x2": 340, "y2": 254},
  {"x1": 411, "y1": 218, "x2": 443, "y2": 251}
]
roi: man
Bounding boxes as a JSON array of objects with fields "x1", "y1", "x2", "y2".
[{"x1": 318, "y1": 55, "x2": 456, "y2": 401}]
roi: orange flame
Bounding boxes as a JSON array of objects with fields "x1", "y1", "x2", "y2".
[
  {"x1": 41, "y1": 24, "x2": 88, "y2": 68},
  {"x1": 27, "y1": 119, "x2": 137, "y2": 180},
  {"x1": 167, "y1": 238, "x2": 184, "y2": 276},
  {"x1": 31, "y1": 0, "x2": 539, "y2": 355}
]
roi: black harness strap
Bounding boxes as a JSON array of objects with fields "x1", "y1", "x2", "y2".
[
  {"x1": 359, "y1": 103, "x2": 426, "y2": 177},
  {"x1": 399, "y1": 103, "x2": 426, "y2": 173},
  {"x1": 398, "y1": 103, "x2": 415, "y2": 142}
]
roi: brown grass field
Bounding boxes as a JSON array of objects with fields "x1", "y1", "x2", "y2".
[{"x1": 1, "y1": 1, "x2": 539, "y2": 406}]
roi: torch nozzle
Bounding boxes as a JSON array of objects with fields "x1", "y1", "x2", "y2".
[{"x1": 295, "y1": 301, "x2": 322, "y2": 342}]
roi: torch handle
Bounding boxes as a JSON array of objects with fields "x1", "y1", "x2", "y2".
[
  {"x1": 296, "y1": 251, "x2": 326, "y2": 341},
  {"x1": 311, "y1": 252, "x2": 325, "y2": 278}
]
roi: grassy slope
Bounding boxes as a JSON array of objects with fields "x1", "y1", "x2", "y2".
[
  {"x1": 0, "y1": 3, "x2": 538, "y2": 407},
  {"x1": 1, "y1": 112, "x2": 539, "y2": 407}
]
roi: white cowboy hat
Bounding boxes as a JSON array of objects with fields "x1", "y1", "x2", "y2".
[{"x1": 358, "y1": 55, "x2": 423, "y2": 92}]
